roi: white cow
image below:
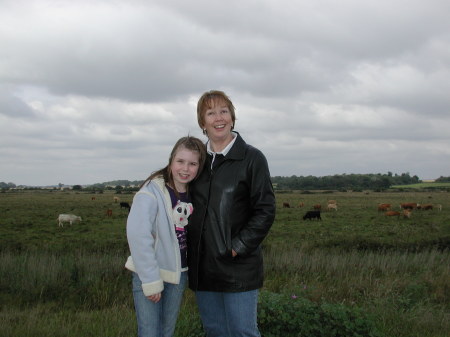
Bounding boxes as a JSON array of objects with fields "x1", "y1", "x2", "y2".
[{"x1": 57, "y1": 214, "x2": 82, "y2": 227}]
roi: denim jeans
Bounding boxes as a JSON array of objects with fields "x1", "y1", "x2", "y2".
[
  {"x1": 132, "y1": 271, "x2": 187, "y2": 337},
  {"x1": 195, "y1": 290, "x2": 261, "y2": 337}
]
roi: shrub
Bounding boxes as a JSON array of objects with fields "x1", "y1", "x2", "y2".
[{"x1": 258, "y1": 291, "x2": 383, "y2": 337}]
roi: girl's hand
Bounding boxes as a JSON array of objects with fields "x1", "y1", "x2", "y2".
[
  {"x1": 232, "y1": 249, "x2": 237, "y2": 257},
  {"x1": 147, "y1": 293, "x2": 162, "y2": 303}
]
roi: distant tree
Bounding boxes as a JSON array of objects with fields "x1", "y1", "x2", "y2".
[
  {"x1": 72, "y1": 185, "x2": 82, "y2": 191},
  {"x1": 0, "y1": 182, "x2": 16, "y2": 189}
]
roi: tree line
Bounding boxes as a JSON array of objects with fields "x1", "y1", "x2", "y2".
[
  {"x1": 4, "y1": 173, "x2": 450, "y2": 191},
  {"x1": 271, "y1": 172, "x2": 420, "y2": 191},
  {"x1": 436, "y1": 176, "x2": 450, "y2": 183}
]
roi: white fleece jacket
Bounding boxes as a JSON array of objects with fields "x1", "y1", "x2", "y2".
[{"x1": 125, "y1": 177, "x2": 182, "y2": 296}]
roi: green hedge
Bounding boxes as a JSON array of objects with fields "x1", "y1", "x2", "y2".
[
  {"x1": 258, "y1": 291, "x2": 383, "y2": 337},
  {"x1": 176, "y1": 291, "x2": 383, "y2": 337}
]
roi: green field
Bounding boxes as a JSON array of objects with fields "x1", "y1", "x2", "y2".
[
  {"x1": 0, "y1": 190, "x2": 449, "y2": 336},
  {"x1": 391, "y1": 182, "x2": 450, "y2": 189}
]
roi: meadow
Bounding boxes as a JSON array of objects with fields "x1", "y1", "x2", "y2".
[
  {"x1": 0, "y1": 189, "x2": 449, "y2": 336},
  {"x1": 391, "y1": 182, "x2": 450, "y2": 190}
]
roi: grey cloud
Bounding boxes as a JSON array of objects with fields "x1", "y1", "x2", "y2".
[
  {"x1": 0, "y1": 91, "x2": 35, "y2": 118},
  {"x1": 1, "y1": 0, "x2": 450, "y2": 185}
]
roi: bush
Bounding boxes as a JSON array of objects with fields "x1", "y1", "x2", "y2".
[
  {"x1": 258, "y1": 291, "x2": 383, "y2": 337},
  {"x1": 174, "y1": 291, "x2": 384, "y2": 337}
]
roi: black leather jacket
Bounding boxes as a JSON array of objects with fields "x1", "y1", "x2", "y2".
[{"x1": 187, "y1": 133, "x2": 276, "y2": 292}]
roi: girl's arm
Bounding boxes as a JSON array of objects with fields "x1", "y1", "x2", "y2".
[{"x1": 126, "y1": 191, "x2": 164, "y2": 296}]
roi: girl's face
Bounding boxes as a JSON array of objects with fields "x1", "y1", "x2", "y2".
[{"x1": 170, "y1": 147, "x2": 200, "y2": 192}]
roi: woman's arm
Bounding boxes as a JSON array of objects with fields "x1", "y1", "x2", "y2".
[{"x1": 231, "y1": 150, "x2": 276, "y2": 256}]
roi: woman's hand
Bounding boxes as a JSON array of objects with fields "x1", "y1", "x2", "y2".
[{"x1": 147, "y1": 293, "x2": 162, "y2": 303}]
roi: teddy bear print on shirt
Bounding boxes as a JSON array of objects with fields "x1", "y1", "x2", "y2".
[
  {"x1": 173, "y1": 200, "x2": 193, "y2": 231},
  {"x1": 173, "y1": 200, "x2": 193, "y2": 268}
]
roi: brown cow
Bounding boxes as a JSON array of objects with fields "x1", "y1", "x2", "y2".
[
  {"x1": 298, "y1": 202, "x2": 305, "y2": 208},
  {"x1": 282, "y1": 202, "x2": 291, "y2": 208},
  {"x1": 106, "y1": 209, "x2": 113, "y2": 217},
  {"x1": 402, "y1": 210, "x2": 412, "y2": 218},
  {"x1": 400, "y1": 203, "x2": 417, "y2": 210},
  {"x1": 91, "y1": 196, "x2": 96, "y2": 200},
  {"x1": 313, "y1": 204, "x2": 322, "y2": 210},
  {"x1": 378, "y1": 203, "x2": 391, "y2": 212},
  {"x1": 418, "y1": 204, "x2": 433, "y2": 210},
  {"x1": 385, "y1": 211, "x2": 400, "y2": 217}
]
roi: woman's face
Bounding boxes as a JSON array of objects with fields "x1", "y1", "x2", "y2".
[{"x1": 202, "y1": 99, "x2": 234, "y2": 144}]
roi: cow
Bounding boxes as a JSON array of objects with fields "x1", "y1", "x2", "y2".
[
  {"x1": 400, "y1": 203, "x2": 417, "y2": 210},
  {"x1": 403, "y1": 210, "x2": 412, "y2": 218},
  {"x1": 328, "y1": 200, "x2": 337, "y2": 205},
  {"x1": 282, "y1": 202, "x2": 291, "y2": 208},
  {"x1": 113, "y1": 196, "x2": 120, "y2": 203},
  {"x1": 418, "y1": 204, "x2": 433, "y2": 210},
  {"x1": 91, "y1": 196, "x2": 96, "y2": 200},
  {"x1": 384, "y1": 211, "x2": 400, "y2": 217},
  {"x1": 120, "y1": 202, "x2": 131, "y2": 211},
  {"x1": 378, "y1": 203, "x2": 391, "y2": 212},
  {"x1": 106, "y1": 209, "x2": 113, "y2": 217},
  {"x1": 313, "y1": 204, "x2": 322, "y2": 210},
  {"x1": 327, "y1": 203, "x2": 338, "y2": 211},
  {"x1": 57, "y1": 214, "x2": 82, "y2": 227},
  {"x1": 303, "y1": 210, "x2": 321, "y2": 221},
  {"x1": 298, "y1": 202, "x2": 305, "y2": 208},
  {"x1": 436, "y1": 204, "x2": 442, "y2": 211}
]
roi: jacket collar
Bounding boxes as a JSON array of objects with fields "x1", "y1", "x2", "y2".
[
  {"x1": 206, "y1": 131, "x2": 237, "y2": 156},
  {"x1": 223, "y1": 131, "x2": 246, "y2": 161},
  {"x1": 205, "y1": 132, "x2": 247, "y2": 165}
]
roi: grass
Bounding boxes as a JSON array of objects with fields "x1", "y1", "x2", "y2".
[
  {"x1": 0, "y1": 190, "x2": 131, "y2": 252},
  {"x1": 391, "y1": 182, "x2": 450, "y2": 189},
  {"x1": 0, "y1": 189, "x2": 449, "y2": 336},
  {"x1": 1, "y1": 305, "x2": 136, "y2": 337}
]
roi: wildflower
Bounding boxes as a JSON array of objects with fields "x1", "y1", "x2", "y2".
[{"x1": 291, "y1": 294, "x2": 298, "y2": 299}]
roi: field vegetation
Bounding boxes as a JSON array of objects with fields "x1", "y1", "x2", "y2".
[
  {"x1": 0, "y1": 189, "x2": 449, "y2": 336},
  {"x1": 391, "y1": 182, "x2": 450, "y2": 190}
]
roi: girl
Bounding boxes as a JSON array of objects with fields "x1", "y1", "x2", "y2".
[{"x1": 125, "y1": 136, "x2": 206, "y2": 337}]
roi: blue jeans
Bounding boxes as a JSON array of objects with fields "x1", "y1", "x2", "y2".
[
  {"x1": 132, "y1": 271, "x2": 187, "y2": 337},
  {"x1": 195, "y1": 290, "x2": 261, "y2": 337}
]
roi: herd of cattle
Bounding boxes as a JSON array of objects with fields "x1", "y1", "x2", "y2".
[
  {"x1": 281, "y1": 200, "x2": 443, "y2": 221},
  {"x1": 56, "y1": 196, "x2": 444, "y2": 226},
  {"x1": 57, "y1": 196, "x2": 132, "y2": 227},
  {"x1": 377, "y1": 202, "x2": 442, "y2": 218}
]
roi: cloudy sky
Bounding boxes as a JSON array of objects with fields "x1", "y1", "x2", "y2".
[{"x1": 1, "y1": 0, "x2": 449, "y2": 186}]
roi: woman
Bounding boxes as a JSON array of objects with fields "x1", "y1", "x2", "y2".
[
  {"x1": 125, "y1": 136, "x2": 206, "y2": 337},
  {"x1": 188, "y1": 90, "x2": 276, "y2": 337}
]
